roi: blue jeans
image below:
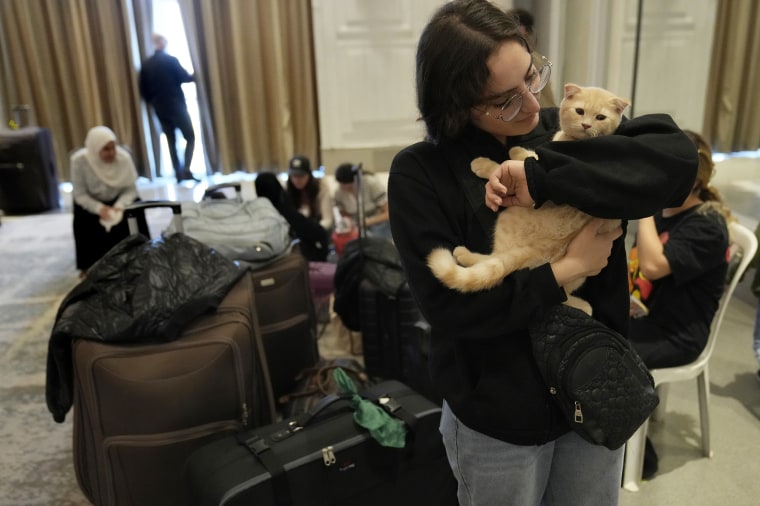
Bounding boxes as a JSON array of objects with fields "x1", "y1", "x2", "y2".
[{"x1": 440, "y1": 402, "x2": 623, "y2": 506}]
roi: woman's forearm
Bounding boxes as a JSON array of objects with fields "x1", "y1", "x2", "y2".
[{"x1": 635, "y1": 217, "x2": 670, "y2": 279}]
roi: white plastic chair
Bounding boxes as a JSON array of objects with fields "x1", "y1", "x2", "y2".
[{"x1": 622, "y1": 221, "x2": 758, "y2": 492}]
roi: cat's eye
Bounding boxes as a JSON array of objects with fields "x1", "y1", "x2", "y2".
[
  {"x1": 575, "y1": 108, "x2": 585, "y2": 115},
  {"x1": 596, "y1": 114, "x2": 607, "y2": 121}
]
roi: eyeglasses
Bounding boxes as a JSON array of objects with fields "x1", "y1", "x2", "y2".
[{"x1": 485, "y1": 57, "x2": 552, "y2": 123}]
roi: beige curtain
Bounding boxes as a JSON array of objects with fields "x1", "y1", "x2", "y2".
[
  {"x1": 0, "y1": 0, "x2": 149, "y2": 180},
  {"x1": 178, "y1": 0, "x2": 319, "y2": 174},
  {"x1": 0, "y1": 0, "x2": 319, "y2": 180},
  {"x1": 132, "y1": 0, "x2": 164, "y2": 177},
  {"x1": 176, "y1": 0, "x2": 217, "y2": 174},
  {"x1": 703, "y1": 0, "x2": 760, "y2": 153}
]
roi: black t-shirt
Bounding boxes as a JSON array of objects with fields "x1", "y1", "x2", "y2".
[{"x1": 634, "y1": 205, "x2": 729, "y2": 354}]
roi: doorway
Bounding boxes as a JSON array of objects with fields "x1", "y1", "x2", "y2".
[{"x1": 150, "y1": 0, "x2": 206, "y2": 179}]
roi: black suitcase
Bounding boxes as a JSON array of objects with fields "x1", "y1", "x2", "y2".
[
  {"x1": 184, "y1": 380, "x2": 457, "y2": 506},
  {"x1": 0, "y1": 127, "x2": 60, "y2": 214},
  {"x1": 359, "y1": 279, "x2": 441, "y2": 404},
  {"x1": 248, "y1": 251, "x2": 320, "y2": 402}
]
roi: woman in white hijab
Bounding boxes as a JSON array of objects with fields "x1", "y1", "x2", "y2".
[{"x1": 71, "y1": 126, "x2": 149, "y2": 277}]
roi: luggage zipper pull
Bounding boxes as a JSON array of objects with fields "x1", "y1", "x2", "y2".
[
  {"x1": 322, "y1": 446, "x2": 336, "y2": 466},
  {"x1": 574, "y1": 401, "x2": 584, "y2": 423}
]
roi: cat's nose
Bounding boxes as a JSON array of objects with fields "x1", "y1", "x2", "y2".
[{"x1": 582, "y1": 123, "x2": 591, "y2": 130}]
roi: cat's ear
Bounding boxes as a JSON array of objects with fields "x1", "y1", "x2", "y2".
[
  {"x1": 611, "y1": 97, "x2": 631, "y2": 114},
  {"x1": 563, "y1": 83, "x2": 582, "y2": 99}
]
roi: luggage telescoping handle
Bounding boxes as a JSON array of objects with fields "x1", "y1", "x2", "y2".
[
  {"x1": 203, "y1": 182, "x2": 243, "y2": 201},
  {"x1": 125, "y1": 200, "x2": 183, "y2": 235},
  {"x1": 352, "y1": 163, "x2": 366, "y2": 239}
]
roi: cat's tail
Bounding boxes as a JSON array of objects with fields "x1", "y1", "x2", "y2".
[{"x1": 427, "y1": 247, "x2": 509, "y2": 292}]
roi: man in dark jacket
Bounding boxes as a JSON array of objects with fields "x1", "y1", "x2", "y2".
[{"x1": 139, "y1": 33, "x2": 198, "y2": 183}]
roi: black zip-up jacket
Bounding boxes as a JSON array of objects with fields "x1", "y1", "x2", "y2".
[
  {"x1": 138, "y1": 50, "x2": 193, "y2": 115},
  {"x1": 387, "y1": 109, "x2": 698, "y2": 445}
]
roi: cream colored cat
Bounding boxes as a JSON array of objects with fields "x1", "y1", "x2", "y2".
[{"x1": 427, "y1": 83, "x2": 630, "y2": 315}]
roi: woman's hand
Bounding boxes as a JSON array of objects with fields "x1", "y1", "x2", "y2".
[
  {"x1": 98, "y1": 206, "x2": 112, "y2": 221},
  {"x1": 551, "y1": 218, "x2": 623, "y2": 287},
  {"x1": 484, "y1": 160, "x2": 534, "y2": 211}
]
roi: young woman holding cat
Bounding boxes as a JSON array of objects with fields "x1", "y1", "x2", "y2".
[{"x1": 387, "y1": 1, "x2": 698, "y2": 505}]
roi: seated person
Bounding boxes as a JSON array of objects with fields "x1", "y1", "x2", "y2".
[
  {"x1": 752, "y1": 233, "x2": 760, "y2": 383},
  {"x1": 627, "y1": 129, "x2": 732, "y2": 478},
  {"x1": 71, "y1": 126, "x2": 149, "y2": 278},
  {"x1": 254, "y1": 172, "x2": 329, "y2": 262},
  {"x1": 333, "y1": 162, "x2": 391, "y2": 240},
  {"x1": 286, "y1": 154, "x2": 334, "y2": 232}
]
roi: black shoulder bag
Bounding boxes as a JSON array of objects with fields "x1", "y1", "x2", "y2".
[{"x1": 529, "y1": 304, "x2": 659, "y2": 450}]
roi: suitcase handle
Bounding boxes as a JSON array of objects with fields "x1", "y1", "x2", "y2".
[
  {"x1": 204, "y1": 182, "x2": 242, "y2": 201},
  {"x1": 292, "y1": 393, "x2": 353, "y2": 429},
  {"x1": 287, "y1": 387, "x2": 417, "y2": 434},
  {"x1": 125, "y1": 200, "x2": 182, "y2": 215},
  {"x1": 268, "y1": 394, "x2": 354, "y2": 443},
  {"x1": 125, "y1": 200, "x2": 183, "y2": 234}
]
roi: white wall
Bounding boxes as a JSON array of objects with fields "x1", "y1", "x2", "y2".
[
  {"x1": 311, "y1": 0, "x2": 717, "y2": 171},
  {"x1": 311, "y1": 0, "x2": 440, "y2": 172},
  {"x1": 606, "y1": 0, "x2": 717, "y2": 130}
]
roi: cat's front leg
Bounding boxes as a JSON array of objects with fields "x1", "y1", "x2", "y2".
[
  {"x1": 508, "y1": 146, "x2": 538, "y2": 161},
  {"x1": 565, "y1": 294, "x2": 593, "y2": 316},
  {"x1": 470, "y1": 157, "x2": 500, "y2": 179},
  {"x1": 453, "y1": 246, "x2": 491, "y2": 267}
]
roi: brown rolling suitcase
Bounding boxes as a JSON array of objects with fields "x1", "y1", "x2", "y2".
[
  {"x1": 71, "y1": 273, "x2": 276, "y2": 506},
  {"x1": 248, "y1": 251, "x2": 320, "y2": 403},
  {"x1": 68, "y1": 203, "x2": 277, "y2": 506}
]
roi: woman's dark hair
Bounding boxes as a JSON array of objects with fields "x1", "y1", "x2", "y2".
[
  {"x1": 286, "y1": 170, "x2": 322, "y2": 221},
  {"x1": 683, "y1": 129, "x2": 734, "y2": 223},
  {"x1": 506, "y1": 8, "x2": 535, "y2": 36},
  {"x1": 416, "y1": 0, "x2": 528, "y2": 143}
]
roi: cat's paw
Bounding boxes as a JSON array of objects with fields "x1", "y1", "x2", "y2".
[
  {"x1": 598, "y1": 218, "x2": 622, "y2": 234},
  {"x1": 470, "y1": 157, "x2": 500, "y2": 179},
  {"x1": 508, "y1": 146, "x2": 538, "y2": 161},
  {"x1": 565, "y1": 296, "x2": 593, "y2": 316},
  {"x1": 453, "y1": 246, "x2": 475, "y2": 266}
]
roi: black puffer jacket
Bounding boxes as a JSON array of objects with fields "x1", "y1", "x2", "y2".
[{"x1": 46, "y1": 233, "x2": 247, "y2": 423}]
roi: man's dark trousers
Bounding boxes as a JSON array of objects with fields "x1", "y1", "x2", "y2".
[{"x1": 156, "y1": 105, "x2": 195, "y2": 181}]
